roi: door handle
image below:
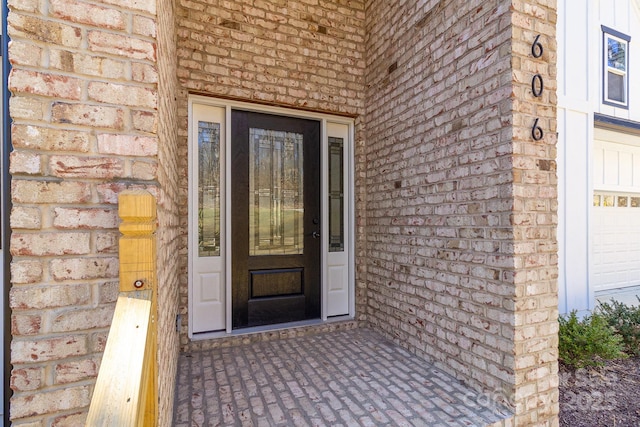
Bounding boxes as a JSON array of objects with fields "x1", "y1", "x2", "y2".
[{"x1": 312, "y1": 231, "x2": 320, "y2": 239}]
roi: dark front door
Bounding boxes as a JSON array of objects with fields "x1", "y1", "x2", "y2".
[{"x1": 231, "y1": 110, "x2": 321, "y2": 329}]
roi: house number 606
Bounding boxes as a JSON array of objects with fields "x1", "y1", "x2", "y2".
[{"x1": 531, "y1": 35, "x2": 544, "y2": 141}]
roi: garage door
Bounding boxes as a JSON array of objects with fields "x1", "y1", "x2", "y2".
[
  {"x1": 592, "y1": 128, "x2": 640, "y2": 292},
  {"x1": 592, "y1": 192, "x2": 640, "y2": 291}
]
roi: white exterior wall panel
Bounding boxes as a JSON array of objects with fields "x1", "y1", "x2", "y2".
[
  {"x1": 558, "y1": 0, "x2": 595, "y2": 313},
  {"x1": 558, "y1": 0, "x2": 640, "y2": 313}
]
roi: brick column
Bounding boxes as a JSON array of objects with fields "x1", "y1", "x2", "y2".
[{"x1": 510, "y1": 0, "x2": 559, "y2": 424}]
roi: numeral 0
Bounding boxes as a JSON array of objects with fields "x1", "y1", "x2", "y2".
[{"x1": 532, "y1": 74, "x2": 544, "y2": 97}]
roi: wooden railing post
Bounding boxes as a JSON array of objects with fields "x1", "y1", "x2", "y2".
[
  {"x1": 118, "y1": 190, "x2": 158, "y2": 426},
  {"x1": 118, "y1": 190, "x2": 157, "y2": 293}
]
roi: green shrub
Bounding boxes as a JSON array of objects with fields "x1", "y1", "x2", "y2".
[
  {"x1": 558, "y1": 310, "x2": 626, "y2": 368},
  {"x1": 597, "y1": 297, "x2": 640, "y2": 356}
]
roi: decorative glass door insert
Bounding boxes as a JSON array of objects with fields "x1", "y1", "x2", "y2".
[
  {"x1": 328, "y1": 137, "x2": 344, "y2": 252},
  {"x1": 249, "y1": 129, "x2": 304, "y2": 256},
  {"x1": 198, "y1": 121, "x2": 221, "y2": 257}
]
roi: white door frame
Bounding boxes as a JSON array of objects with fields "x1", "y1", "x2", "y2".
[{"x1": 188, "y1": 95, "x2": 356, "y2": 339}]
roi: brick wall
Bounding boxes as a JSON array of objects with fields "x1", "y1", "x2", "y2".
[
  {"x1": 175, "y1": 0, "x2": 368, "y2": 347},
  {"x1": 364, "y1": 0, "x2": 558, "y2": 424},
  {"x1": 6, "y1": 0, "x2": 181, "y2": 423},
  {"x1": 364, "y1": 0, "x2": 514, "y2": 394}
]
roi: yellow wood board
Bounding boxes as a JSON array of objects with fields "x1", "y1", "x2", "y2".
[{"x1": 86, "y1": 292, "x2": 152, "y2": 426}]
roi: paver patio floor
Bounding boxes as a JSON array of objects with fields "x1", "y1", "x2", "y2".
[{"x1": 173, "y1": 327, "x2": 511, "y2": 426}]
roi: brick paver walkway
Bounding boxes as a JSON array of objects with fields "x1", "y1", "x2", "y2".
[{"x1": 173, "y1": 328, "x2": 511, "y2": 426}]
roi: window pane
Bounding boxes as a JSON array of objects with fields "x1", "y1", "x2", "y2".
[
  {"x1": 198, "y1": 121, "x2": 221, "y2": 257},
  {"x1": 607, "y1": 72, "x2": 625, "y2": 103},
  {"x1": 618, "y1": 196, "x2": 628, "y2": 207},
  {"x1": 329, "y1": 137, "x2": 345, "y2": 252},
  {"x1": 607, "y1": 37, "x2": 626, "y2": 71},
  {"x1": 249, "y1": 128, "x2": 304, "y2": 256}
]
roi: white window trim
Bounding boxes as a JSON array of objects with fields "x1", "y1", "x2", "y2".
[
  {"x1": 602, "y1": 26, "x2": 631, "y2": 109},
  {"x1": 188, "y1": 95, "x2": 356, "y2": 340}
]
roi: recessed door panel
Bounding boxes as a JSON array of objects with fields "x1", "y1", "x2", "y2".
[
  {"x1": 251, "y1": 269, "x2": 303, "y2": 298},
  {"x1": 192, "y1": 271, "x2": 225, "y2": 332},
  {"x1": 327, "y1": 265, "x2": 348, "y2": 316}
]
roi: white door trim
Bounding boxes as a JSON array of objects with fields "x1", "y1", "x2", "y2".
[{"x1": 188, "y1": 95, "x2": 355, "y2": 339}]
